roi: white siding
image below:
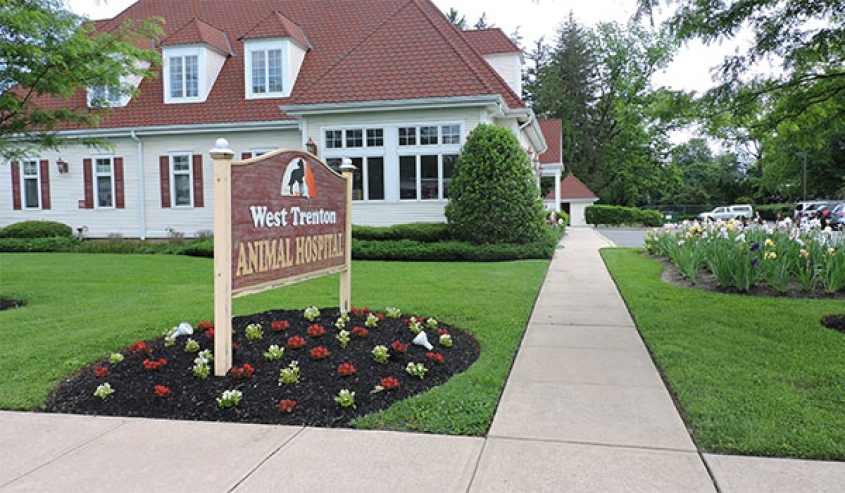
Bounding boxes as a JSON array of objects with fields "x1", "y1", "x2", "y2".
[
  {"x1": 352, "y1": 202, "x2": 446, "y2": 226},
  {"x1": 483, "y1": 53, "x2": 522, "y2": 96}
]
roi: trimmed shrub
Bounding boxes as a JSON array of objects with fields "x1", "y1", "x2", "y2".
[
  {"x1": 585, "y1": 205, "x2": 661, "y2": 227},
  {"x1": 445, "y1": 124, "x2": 547, "y2": 245},
  {"x1": 352, "y1": 223, "x2": 451, "y2": 242},
  {"x1": 0, "y1": 220, "x2": 73, "y2": 238},
  {"x1": 756, "y1": 204, "x2": 793, "y2": 221},
  {"x1": 0, "y1": 237, "x2": 80, "y2": 252}
]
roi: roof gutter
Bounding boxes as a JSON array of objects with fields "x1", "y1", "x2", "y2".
[
  {"x1": 508, "y1": 108, "x2": 548, "y2": 156},
  {"x1": 46, "y1": 120, "x2": 300, "y2": 140},
  {"x1": 281, "y1": 95, "x2": 504, "y2": 116}
]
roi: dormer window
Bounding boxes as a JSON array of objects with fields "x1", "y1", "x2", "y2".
[
  {"x1": 244, "y1": 40, "x2": 290, "y2": 98},
  {"x1": 88, "y1": 85, "x2": 128, "y2": 108},
  {"x1": 170, "y1": 54, "x2": 199, "y2": 99},
  {"x1": 163, "y1": 47, "x2": 203, "y2": 103}
]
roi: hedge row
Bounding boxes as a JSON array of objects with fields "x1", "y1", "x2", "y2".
[
  {"x1": 0, "y1": 221, "x2": 73, "y2": 238},
  {"x1": 351, "y1": 222, "x2": 451, "y2": 242},
  {"x1": 352, "y1": 234, "x2": 559, "y2": 262},
  {"x1": 584, "y1": 205, "x2": 662, "y2": 227},
  {"x1": 756, "y1": 204, "x2": 793, "y2": 221}
]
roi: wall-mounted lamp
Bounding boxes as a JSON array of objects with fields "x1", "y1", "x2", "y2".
[
  {"x1": 306, "y1": 137, "x2": 318, "y2": 156},
  {"x1": 56, "y1": 158, "x2": 69, "y2": 174}
]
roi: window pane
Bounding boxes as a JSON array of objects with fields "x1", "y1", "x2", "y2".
[
  {"x1": 172, "y1": 155, "x2": 190, "y2": 171},
  {"x1": 24, "y1": 178, "x2": 39, "y2": 208},
  {"x1": 421, "y1": 155, "x2": 438, "y2": 199},
  {"x1": 399, "y1": 156, "x2": 416, "y2": 199},
  {"x1": 174, "y1": 175, "x2": 191, "y2": 206},
  {"x1": 97, "y1": 176, "x2": 113, "y2": 207},
  {"x1": 170, "y1": 57, "x2": 183, "y2": 98},
  {"x1": 23, "y1": 161, "x2": 37, "y2": 176},
  {"x1": 185, "y1": 55, "x2": 198, "y2": 97},
  {"x1": 346, "y1": 129, "x2": 363, "y2": 148},
  {"x1": 252, "y1": 51, "x2": 266, "y2": 93},
  {"x1": 351, "y1": 157, "x2": 363, "y2": 200},
  {"x1": 399, "y1": 127, "x2": 416, "y2": 146},
  {"x1": 443, "y1": 155, "x2": 456, "y2": 198},
  {"x1": 441, "y1": 124, "x2": 460, "y2": 144},
  {"x1": 367, "y1": 157, "x2": 384, "y2": 200},
  {"x1": 420, "y1": 126, "x2": 438, "y2": 145},
  {"x1": 325, "y1": 130, "x2": 342, "y2": 148},
  {"x1": 95, "y1": 158, "x2": 111, "y2": 174},
  {"x1": 367, "y1": 128, "x2": 383, "y2": 147},
  {"x1": 268, "y1": 49, "x2": 283, "y2": 92}
]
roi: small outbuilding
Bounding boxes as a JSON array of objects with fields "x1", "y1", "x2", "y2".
[{"x1": 545, "y1": 173, "x2": 598, "y2": 226}]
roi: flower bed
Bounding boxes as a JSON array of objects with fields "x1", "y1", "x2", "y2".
[
  {"x1": 46, "y1": 307, "x2": 479, "y2": 427},
  {"x1": 646, "y1": 220, "x2": 845, "y2": 295}
]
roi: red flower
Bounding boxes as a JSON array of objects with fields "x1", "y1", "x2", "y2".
[
  {"x1": 197, "y1": 321, "x2": 214, "y2": 331},
  {"x1": 310, "y1": 346, "x2": 331, "y2": 360},
  {"x1": 229, "y1": 363, "x2": 255, "y2": 379},
  {"x1": 375, "y1": 313, "x2": 385, "y2": 321},
  {"x1": 351, "y1": 306, "x2": 372, "y2": 317},
  {"x1": 143, "y1": 358, "x2": 167, "y2": 371},
  {"x1": 350, "y1": 326, "x2": 369, "y2": 338},
  {"x1": 426, "y1": 352, "x2": 444, "y2": 364},
  {"x1": 380, "y1": 376, "x2": 400, "y2": 390},
  {"x1": 154, "y1": 385, "x2": 172, "y2": 398},
  {"x1": 438, "y1": 329, "x2": 450, "y2": 336},
  {"x1": 287, "y1": 335, "x2": 306, "y2": 349},
  {"x1": 337, "y1": 362, "x2": 357, "y2": 377},
  {"x1": 130, "y1": 341, "x2": 152, "y2": 356},
  {"x1": 94, "y1": 366, "x2": 109, "y2": 378},
  {"x1": 278, "y1": 399, "x2": 297, "y2": 413},
  {"x1": 306, "y1": 324, "x2": 326, "y2": 338},
  {"x1": 204, "y1": 328, "x2": 215, "y2": 341},
  {"x1": 271, "y1": 320, "x2": 289, "y2": 332},
  {"x1": 391, "y1": 340, "x2": 408, "y2": 354}
]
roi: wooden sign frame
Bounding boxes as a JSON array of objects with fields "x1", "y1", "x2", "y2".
[{"x1": 211, "y1": 142, "x2": 353, "y2": 375}]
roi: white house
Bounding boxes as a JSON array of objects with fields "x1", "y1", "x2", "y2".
[
  {"x1": 2, "y1": 0, "x2": 553, "y2": 239},
  {"x1": 545, "y1": 173, "x2": 599, "y2": 227}
]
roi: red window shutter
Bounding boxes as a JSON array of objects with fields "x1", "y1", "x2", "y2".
[
  {"x1": 159, "y1": 155, "x2": 171, "y2": 208},
  {"x1": 11, "y1": 162, "x2": 21, "y2": 210},
  {"x1": 39, "y1": 159, "x2": 51, "y2": 209},
  {"x1": 83, "y1": 158, "x2": 94, "y2": 209},
  {"x1": 114, "y1": 157, "x2": 125, "y2": 209},
  {"x1": 192, "y1": 154, "x2": 204, "y2": 208},
  {"x1": 241, "y1": 152, "x2": 251, "y2": 160}
]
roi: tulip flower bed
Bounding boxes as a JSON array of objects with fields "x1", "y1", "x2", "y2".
[
  {"x1": 46, "y1": 307, "x2": 479, "y2": 427},
  {"x1": 645, "y1": 220, "x2": 845, "y2": 297}
]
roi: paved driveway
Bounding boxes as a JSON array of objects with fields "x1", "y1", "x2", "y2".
[{"x1": 595, "y1": 228, "x2": 649, "y2": 248}]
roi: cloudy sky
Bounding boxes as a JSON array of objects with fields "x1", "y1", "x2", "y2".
[{"x1": 65, "y1": 0, "x2": 740, "y2": 94}]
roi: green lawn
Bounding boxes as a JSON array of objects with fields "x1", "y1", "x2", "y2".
[
  {"x1": 0, "y1": 253, "x2": 548, "y2": 435},
  {"x1": 603, "y1": 248, "x2": 845, "y2": 460}
]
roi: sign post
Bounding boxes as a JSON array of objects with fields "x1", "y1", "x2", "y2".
[{"x1": 210, "y1": 139, "x2": 353, "y2": 376}]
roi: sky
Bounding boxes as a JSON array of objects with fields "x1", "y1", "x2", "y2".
[{"x1": 65, "y1": 0, "x2": 741, "y2": 94}]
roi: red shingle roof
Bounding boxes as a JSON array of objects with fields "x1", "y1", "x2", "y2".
[
  {"x1": 462, "y1": 29, "x2": 521, "y2": 55},
  {"x1": 538, "y1": 118, "x2": 562, "y2": 164},
  {"x1": 162, "y1": 17, "x2": 232, "y2": 55},
  {"x1": 42, "y1": 0, "x2": 525, "y2": 130},
  {"x1": 546, "y1": 173, "x2": 598, "y2": 200}
]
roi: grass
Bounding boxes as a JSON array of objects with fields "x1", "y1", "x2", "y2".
[
  {"x1": 602, "y1": 248, "x2": 845, "y2": 460},
  {"x1": 0, "y1": 253, "x2": 548, "y2": 435}
]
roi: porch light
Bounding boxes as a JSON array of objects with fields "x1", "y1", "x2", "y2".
[
  {"x1": 306, "y1": 137, "x2": 318, "y2": 156},
  {"x1": 56, "y1": 158, "x2": 69, "y2": 174}
]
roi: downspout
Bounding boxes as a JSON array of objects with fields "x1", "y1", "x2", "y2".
[{"x1": 130, "y1": 131, "x2": 146, "y2": 240}]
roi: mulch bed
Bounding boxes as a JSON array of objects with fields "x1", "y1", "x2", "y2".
[{"x1": 46, "y1": 308, "x2": 479, "y2": 427}]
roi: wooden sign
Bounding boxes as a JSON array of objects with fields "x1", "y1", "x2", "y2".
[{"x1": 211, "y1": 142, "x2": 352, "y2": 375}]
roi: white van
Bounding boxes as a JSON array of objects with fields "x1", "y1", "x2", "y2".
[{"x1": 698, "y1": 204, "x2": 754, "y2": 222}]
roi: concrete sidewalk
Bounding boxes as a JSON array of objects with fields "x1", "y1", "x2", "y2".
[{"x1": 2, "y1": 227, "x2": 844, "y2": 492}]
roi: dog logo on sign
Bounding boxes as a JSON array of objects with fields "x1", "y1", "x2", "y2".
[{"x1": 281, "y1": 158, "x2": 317, "y2": 198}]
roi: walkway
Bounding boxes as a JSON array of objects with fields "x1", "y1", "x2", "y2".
[{"x1": 2, "y1": 227, "x2": 844, "y2": 492}]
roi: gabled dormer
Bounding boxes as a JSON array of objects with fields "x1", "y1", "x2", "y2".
[
  {"x1": 240, "y1": 12, "x2": 311, "y2": 99},
  {"x1": 161, "y1": 18, "x2": 232, "y2": 104}
]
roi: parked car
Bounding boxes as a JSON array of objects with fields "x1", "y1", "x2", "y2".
[
  {"x1": 795, "y1": 200, "x2": 828, "y2": 218},
  {"x1": 698, "y1": 204, "x2": 755, "y2": 222}
]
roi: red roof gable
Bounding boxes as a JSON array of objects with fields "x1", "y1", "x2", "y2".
[
  {"x1": 240, "y1": 11, "x2": 311, "y2": 49},
  {"x1": 162, "y1": 17, "x2": 232, "y2": 55},
  {"x1": 462, "y1": 29, "x2": 521, "y2": 56},
  {"x1": 546, "y1": 173, "x2": 598, "y2": 200},
  {"x1": 538, "y1": 118, "x2": 562, "y2": 164},
  {"x1": 39, "y1": 0, "x2": 525, "y2": 131}
]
